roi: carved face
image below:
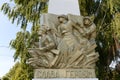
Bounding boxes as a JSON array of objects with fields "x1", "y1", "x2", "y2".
[
  {"x1": 38, "y1": 30, "x2": 43, "y2": 36},
  {"x1": 58, "y1": 17, "x2": 66, "y2": 23},
  {"x1": 58, "y1": 15, "x2": 68, "y2": 23},
  {"x1": 83, "y1": 18, "x2": 92, "y2": 27},
  {"x1": 38, "y1": 28, "x2": 47, "y2": 37}
]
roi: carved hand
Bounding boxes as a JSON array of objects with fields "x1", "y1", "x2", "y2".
[{"x1": 39, "y1": 47, "x2": 47, "y2": 51}]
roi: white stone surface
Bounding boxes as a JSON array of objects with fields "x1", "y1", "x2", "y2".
[
  {"x1": 48, "y1": 0, "x2": 80, "y2": 15},
  {"x1": 34, "y1": 69, "x2": 96, "y2": 78},
  {"x1": 33, "y1": 78, "x2": 98, "y2": 80}
]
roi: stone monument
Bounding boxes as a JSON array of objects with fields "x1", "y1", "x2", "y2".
[{"x1": 27, "y1": 0, "x2": 99, "y2": 80}]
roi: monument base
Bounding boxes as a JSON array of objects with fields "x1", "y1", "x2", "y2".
[
  {"x1": 32, "y1": 78, "x2": 98, "y2": 80},
  {"x1": 34, "y1": 69, "x2": 96, "y2": 78}
]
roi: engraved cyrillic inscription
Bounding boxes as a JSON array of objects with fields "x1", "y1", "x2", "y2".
[{"x1": 34, "y1": 69, "x2": 96, "y2": 78}]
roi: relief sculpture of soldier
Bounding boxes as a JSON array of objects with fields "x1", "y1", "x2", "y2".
[
  {"x1": 27, "y1": 14, "x2": 99, "y2": 69},
  {"x1": 55, "y1": 15, "x2": 86, "y2": 68},
  {"x1": 81, "y1": 17, "x2": 99, "y2": 68},
  {"x1": 28, "y1": 26, "x2": 59, "y2": 68},
  {"x1": 55, "y1": 15, "x2": 98, "y2": 68},
  {"x1": 82, "y1": 17, "x2": 96, "y2": 44}
]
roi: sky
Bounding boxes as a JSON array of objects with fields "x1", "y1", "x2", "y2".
[{"x1": 0, "y1": 0, "x2": 20, "y2": 77}]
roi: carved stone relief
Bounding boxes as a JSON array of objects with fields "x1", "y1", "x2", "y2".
[{"x1": 27, "y1": 13, "x2": 99, "y2": 78}]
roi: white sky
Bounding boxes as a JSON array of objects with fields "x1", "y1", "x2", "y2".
[
  {"x1": 0, "y1": 0, "x2": 32, "y2": 77},
  {"x1": 0, "y1": 0, "x2": 20, "y2": 77}
]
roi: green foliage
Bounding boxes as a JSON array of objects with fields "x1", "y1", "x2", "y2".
[
  {"x1": 79, "y1": 0, "x2": 98, "y2": 16},
  {"x1": 112, "y1": 70, "x2": 120, "y2": 80},
  {"x1": 1, "y1": 0, "x2": 48, "y2": 29},
  {"x1": 79, "y1": 0, "x2": 120, "y2": 79},
  {"x1": 1, "y1": 0, "x2": 48, "y2": 80},
  {"x1": 2, "y1": 62, "x2": 33, "y2": 80},
  {"x1": 10, "y1": 31, "x2": 30, "y2": 61},
  {"x1": 111, "y1": 13, "x2": 120, "y2": 37}
]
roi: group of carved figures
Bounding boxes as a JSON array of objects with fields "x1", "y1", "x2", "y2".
[{"x1": 27, "y1": 14, "x2": 99, "y2": 69}]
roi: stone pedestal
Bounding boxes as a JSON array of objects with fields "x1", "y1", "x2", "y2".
[
  {"x1": 33, "y1": 69, "x2": 98, "y2": 79},
  {"x1": 33, "y1": 69, "x2": 97, "y2": 79},
  {"x1": 33, "y1": 78, "x2": 98, "y2": 80}
]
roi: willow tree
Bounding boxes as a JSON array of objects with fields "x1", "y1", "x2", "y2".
[
  {"x1": 79, "y1": 0, "x2": 120, "y2": 79},
  {"x1": 1, "y1": 0, "x2": 48, "y2": 80},
  {"x1": 1, "y1": 0, "x2": 120, "y2": 80}
]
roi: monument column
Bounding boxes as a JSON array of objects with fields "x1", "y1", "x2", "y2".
[
  {"x1": 48, "y1": 0, "x2": 80, "y2": 15},
  {"x1": 30, "y1": 0, "x2": 99, "y2": 80}
]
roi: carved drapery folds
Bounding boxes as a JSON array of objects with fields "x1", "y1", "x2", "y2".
[{"x1": 27, "y1": 13, "x2": 99, "y2": 69}]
